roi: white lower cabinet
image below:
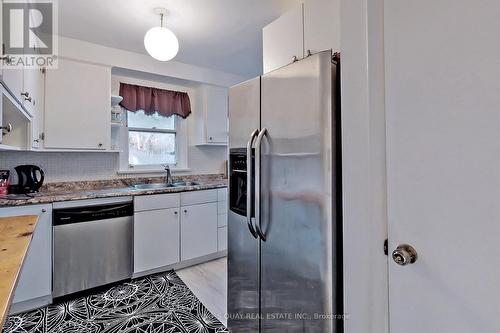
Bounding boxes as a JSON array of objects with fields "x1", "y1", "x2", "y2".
[
  {"x1": 217, "y1": 188, "x2": 228, "y2": 251},
  {"x1": 180, "y1": 202, "x2": 218, "y2": 261},
  {"x1": 133, "y1": 189, "x2": 225, "y2": 275},
  {"x1": 0, "y1": 204, "x2": 52, "y2": 313},
  {"x1": 218, "y1": 226, "x2": 227, "y2": 251},
  {"x1": 134, "y1": 208, "x2": 180, "y2": 274}
]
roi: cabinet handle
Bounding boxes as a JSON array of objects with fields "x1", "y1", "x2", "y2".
[
  {"x1": 1, "y1": 123, "x2": 12, "y2": 134},
  {"x1": 174, "y1": 211, "x2": 178, "y2": 215},
  {"x1": 24, "y1": 96, "x2": 32, "y2": 102},
  {"x1": 292, "y1": 55, "x2": 299, "y2": 63},
  {"x1": 20, "y1": 92, "x2": 30, "y2": 98},
  {"x1": 209, "y1": 136, "x2": 213, "y2": 141},
  {"x1": 0, "y1": 56, "x2": 13, "y2": 64},
  {"x1": 41, "y1": 209, "x2": 46, "y2": 213},
  {"x1": 98, "y1": 143, "x2": 103, "y2": 147},
  {"x1": 183, "y1": 209, "x2": 187, "y2": 213}
]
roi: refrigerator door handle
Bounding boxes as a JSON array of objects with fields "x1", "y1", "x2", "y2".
[
  {"x1": 253, "y1": 127, "x2": 268, "y2": 241},
  {"x1": 246, "y1": 129, "x2": 260, "y2": 239}
]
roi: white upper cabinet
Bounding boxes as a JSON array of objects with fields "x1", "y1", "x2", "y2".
[
  {"x1": 204, "y1": 85, "x2": 228, "y2": 144},
  {"x1": 44, "y1": 58, "x2": 111, "y2": 150},
  {"x1": 303, "y1": 0, "x2": 340, "y2": 54},
  {"x1": 24, "y1": 68, "x2": 45, "y2": 148},
  {"x1": 2, "y1": 68, "x2": 24, "y2": 105},
  {"x1": 263, "y1": 4, "x2": 304, "y2": 74},
  {"x1": 263, "y1": 0, "x2": 340, "y2": 74},
  {"x1": 193, "y1": 84, "x2": 228, "y2": 145}
]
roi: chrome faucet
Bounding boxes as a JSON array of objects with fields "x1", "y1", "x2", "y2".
[{"x1": 163, "y1": 164, "x2": 173, "y2": 185}]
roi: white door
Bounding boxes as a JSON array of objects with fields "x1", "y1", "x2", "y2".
[
  {"x1": 44, "y1": 58, "x2": 111, "y2": 150},
  {"x1": 134, "y1": 208, "x2": 180, "y2": 274},
  {"x1": 180, "y1": 202, "x2": 218, "y2": 261},
  {"x1": 385, "y1": 1, "x2": 500, "y2": 332},
  {"x1": 204, "y1": 85, "x2": 228, "y2": 144}
]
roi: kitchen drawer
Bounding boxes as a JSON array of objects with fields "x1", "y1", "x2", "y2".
[
  {"x1": 218, "y1": 214, "x2": 227, "y2": 227},
  {"x1": 217, "y1": 200, "x2": 227, "y2": 215},
  {"x1": 218, "y1": 226, "x2": 227, "y2": 251},
  {"x1": 217, "y1": 188, "x2": 228, "y2": 202},
  {"x1": 134, "y1": 193, "x2": 180, "y2": 212},
  {"x1": 181, "y1": 189, "x2": 218, "y2": 206}
]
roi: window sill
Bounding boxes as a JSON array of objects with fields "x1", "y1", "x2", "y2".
[{"x1": 116, "y1": 167, "x2": 191, "y2": 175}]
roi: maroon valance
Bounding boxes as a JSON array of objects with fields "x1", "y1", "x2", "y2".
[{"x1": 119, "y1": 82, "x2": 191, "y2": 118}]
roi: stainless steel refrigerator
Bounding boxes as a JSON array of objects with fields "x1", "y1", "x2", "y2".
[{"x1": 227, "y1": 50, "x2": 342, "y2": 333}]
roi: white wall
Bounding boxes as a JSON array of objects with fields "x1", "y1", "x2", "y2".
[
  {"x1": 58, "y1": 36, "x2": 246, "y2": 86},
  {"x1": 340, "y1": 0, "x2": 388, "y2": 332}
]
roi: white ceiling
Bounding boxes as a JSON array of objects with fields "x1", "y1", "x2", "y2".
[{"x1": 58, "y1": 0, "x2": 301, "y2": 78}]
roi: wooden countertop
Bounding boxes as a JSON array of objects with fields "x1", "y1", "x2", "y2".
[{"x1": 0, "y1": 215, "x2": 38, "y2": 328}]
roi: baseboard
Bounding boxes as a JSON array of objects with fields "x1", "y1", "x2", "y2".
[
  {"x1": 9, "y1": 295, "x2": 52, "y2": 314},
  {"x1": 133, "y1": 251, "x2": 227, "y2": 279}
]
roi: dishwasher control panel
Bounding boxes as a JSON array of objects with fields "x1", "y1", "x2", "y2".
[{"x1": 53, "y1": 202, "x2": 133, "y2": 225}]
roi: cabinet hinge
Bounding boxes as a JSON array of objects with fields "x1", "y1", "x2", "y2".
[{"x1": 384, "y1": 239, "x2": 388, "y2": 256}]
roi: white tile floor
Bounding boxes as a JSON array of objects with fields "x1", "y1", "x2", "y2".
[{"x1": 176, "y1": 257, "x2": 228, "y2": 326}]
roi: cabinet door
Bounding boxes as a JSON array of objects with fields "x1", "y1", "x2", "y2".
[
  {"x1": 24, "y1": 68, "x2": 45, "y2": 148},
  {"x1": 180, "y1": 202, "x2": 218, "y2": 261},
  {"x1": 44, "y1": 58, "x2": 110, "y2": 149},
  {"x1": 263, "y1": 4, "x2": 304, "y2": 74},
  {"x1": 303, "y1": 0, "x2": 340, "y2": 54},
  {"x1": 2, "y1": 68, "x2": 24, "y2": 104},
  {"x1": 0, "y1": 205, "x2": 52, "y2": 307},
  {"x1": 204, "y1": 85, "x2": 228, "y2": 144},
  {"x1": 134, "y1": 208, "x2": 180, "y2": 273}
]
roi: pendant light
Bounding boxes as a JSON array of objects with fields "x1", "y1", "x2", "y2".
[{"x1": 144, "y1": 8, "x2": 179, "y2": 61}]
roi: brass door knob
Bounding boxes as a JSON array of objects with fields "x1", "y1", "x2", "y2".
[{"x1": 392, "y1": 244, "x2": 418, "y2": 266}]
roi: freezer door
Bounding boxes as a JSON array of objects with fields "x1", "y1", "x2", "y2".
[
  {"x1": 259, "y1": 50, "x2": 339, "y2": 332},
  {"x1": 228, "y1": 76, "x2": 261, "y2": 332},
  {"x1": 229, "y1": 77, "x2": 261, "y2": 149}
]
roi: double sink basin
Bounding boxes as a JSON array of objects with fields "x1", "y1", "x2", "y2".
[{"x1": 131, "y1": 181, "x2": 202, "y2": 190}]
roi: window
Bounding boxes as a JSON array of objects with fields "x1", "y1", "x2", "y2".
[{"x1": 127, "y1": 110, "x2": 178, "y2": 166}]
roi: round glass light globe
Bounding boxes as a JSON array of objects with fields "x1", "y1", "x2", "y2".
[{"x1": 144, "y1": 26, "x2": 179, "y2": 61}]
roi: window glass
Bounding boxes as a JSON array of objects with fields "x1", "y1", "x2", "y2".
[
  {"x1": 128, "y1": 131, "x2": 176, "y2": 165},
  {"x1": 127, "y1": 110, "x2": 175, "y2": 130}
]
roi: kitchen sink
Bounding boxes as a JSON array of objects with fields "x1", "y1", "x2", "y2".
[
  {"x1": 131, "y1": 183, "x2": 176, "y2": 190},
  {"x1": 171, "y1": 181, "x2": 202, "y2": 187},
  {"x1": 131, "y1": 181, "x2": 202, "y2": 190}
]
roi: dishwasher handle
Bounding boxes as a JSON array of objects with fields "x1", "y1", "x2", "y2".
[{"x1": 54, "y1": 202, "x2": 133, "y2": 226}]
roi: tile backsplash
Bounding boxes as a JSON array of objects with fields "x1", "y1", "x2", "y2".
[{"x1": 0, "y1": 145, "x2": 227, "y2": 183}]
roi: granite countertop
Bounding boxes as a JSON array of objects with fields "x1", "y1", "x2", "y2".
[
  {"x1": 0, "y1": 215, "x2": 38, "y2": 327},
  {"x1": 0, "y1": 174, "x2": 227, "y2": 207}
]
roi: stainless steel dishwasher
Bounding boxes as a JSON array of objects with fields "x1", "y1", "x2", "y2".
[{"x1": 53, "y1": 198, "x2": 133, "y2": 297}]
